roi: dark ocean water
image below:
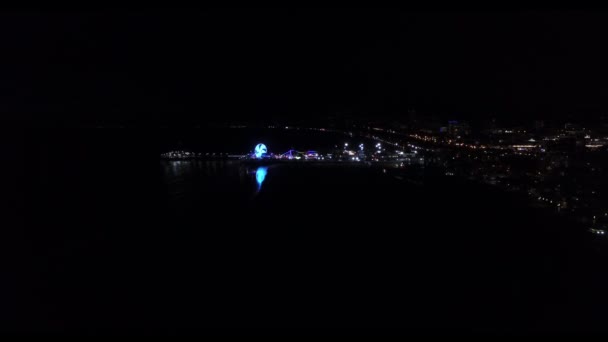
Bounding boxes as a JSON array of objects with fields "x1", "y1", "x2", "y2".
[
  {"x1": 157, "y1": 159, "x2": 608, "y2": 332},
  {"x1": 3, "y1": 127, "x2": 606, "y2": 334}
]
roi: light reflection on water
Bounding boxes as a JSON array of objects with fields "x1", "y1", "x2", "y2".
[
  {"x1": 161, "y1": 160, "x2": 270, "y2": 198},
  {"x1": 256, "y1": 166, "x2": 268, "y2": 190}
]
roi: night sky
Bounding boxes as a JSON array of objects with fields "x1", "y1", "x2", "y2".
[{"x1": 2, "y1": 9, "x2": 608, "y2": 123}]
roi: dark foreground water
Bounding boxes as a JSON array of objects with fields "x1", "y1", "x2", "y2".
[
  {"x1": 3, "y1": 127, "x2": 607, "y2": 334},
  {"x1": 157, "y1": 160, "x2": 607, "y2": 332}
]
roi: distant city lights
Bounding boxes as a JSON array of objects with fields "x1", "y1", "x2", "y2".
[{"x1": 160, "y1": 122, "x2": 608, "y2": 239}]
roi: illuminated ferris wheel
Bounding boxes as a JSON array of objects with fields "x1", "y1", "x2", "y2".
[{"x1": 254, "y1": 143, "x2": 267, "y2": 159}]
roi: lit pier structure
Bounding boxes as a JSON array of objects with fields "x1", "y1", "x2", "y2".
[
  {"x1": 242, "y1": 147, "x2": 322, "y2": 166},
  {"x1": 246, "y1": 143, "x2": 322, "y2": 161},
  {"x1": 277, "y1": 149, "x2": 321, "y2": 160},
  {"x1": 163, "y1": 142, "x2": 423, "y2": 167}
]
